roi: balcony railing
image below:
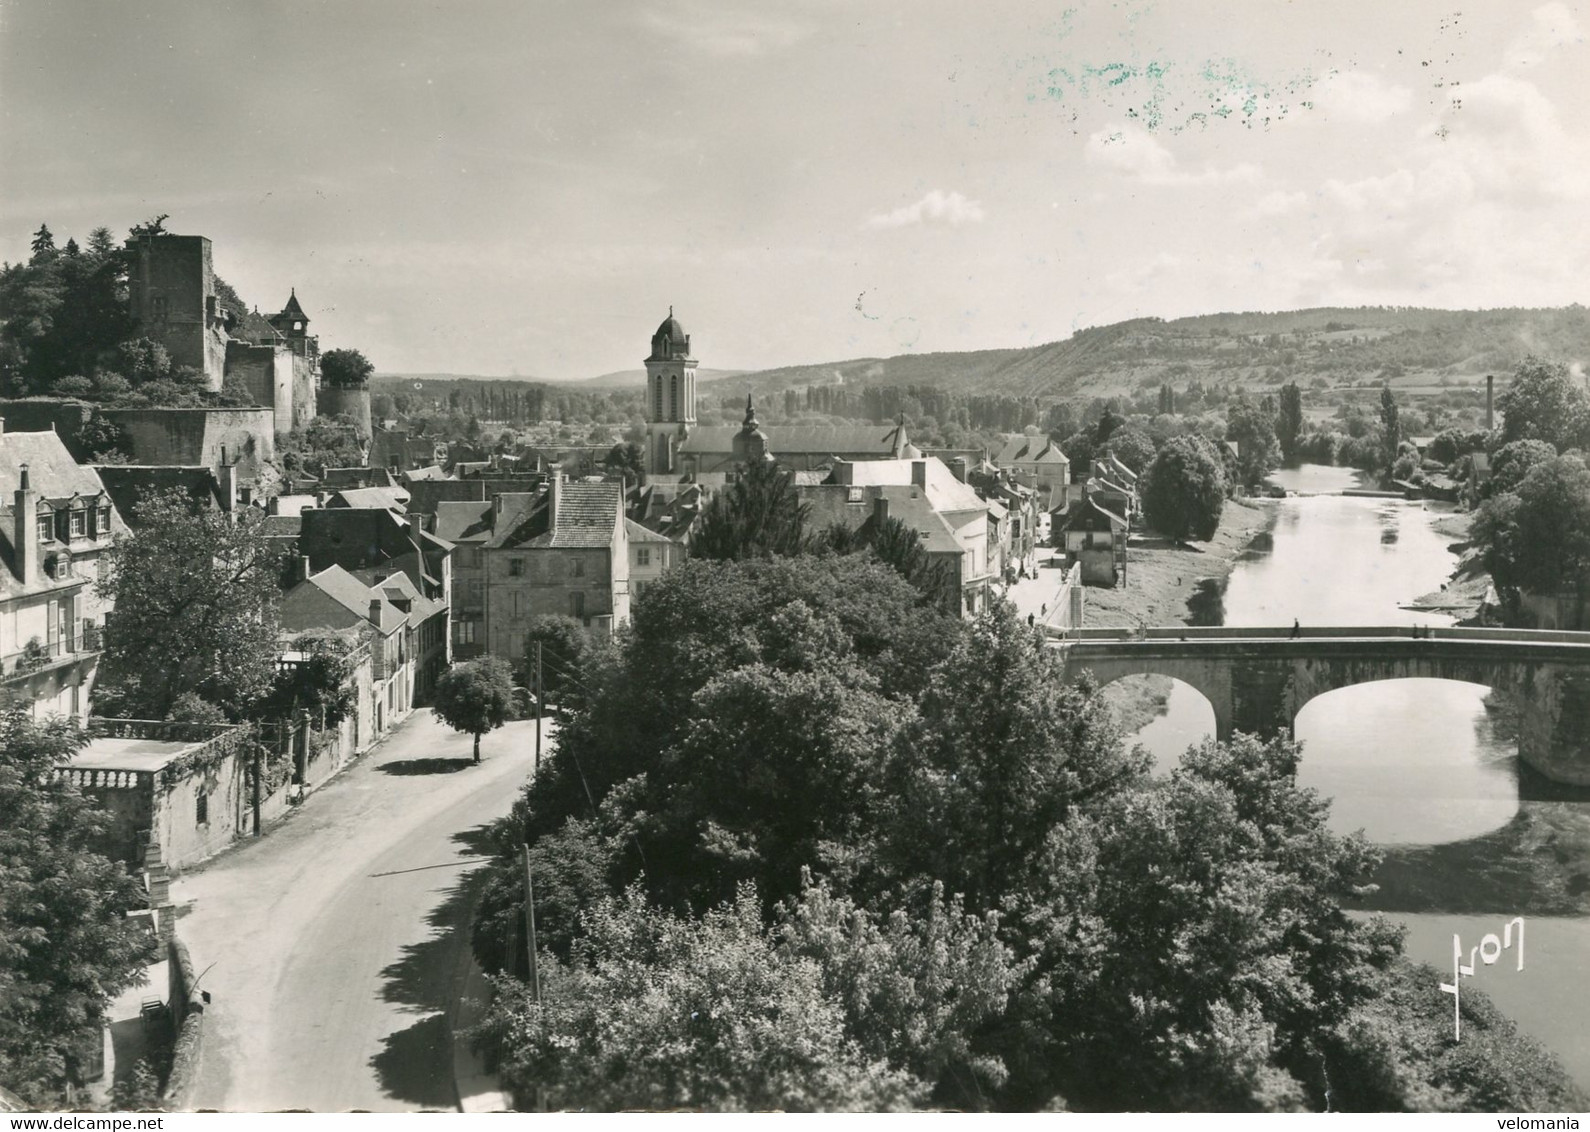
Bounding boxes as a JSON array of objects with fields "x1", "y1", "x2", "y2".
[{"x1": 0, "y1": 627, "x2": 103, "y2": 681}]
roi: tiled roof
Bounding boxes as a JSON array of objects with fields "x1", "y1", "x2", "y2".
[
  {"x1": 490, "y1": 482, "x2": 622, "y2": 550},
  {"x1": 679, "y1": 425, "x2": 908, "y2": 457},
  {"x1": 433, "y1": 500, "x2": 496, "y2": 544},
  {"x1": 624, "y1": 518, "x2": 676, "y2": 544},
  {"x1": 328, "y1": 486, "x2": 410, "y2": 512},
  {"x1": 0, "y1": 430, "x2": 111, "y2": 501},
  {"x1": 95, "y1": 465, "x2": 223, "y2": 521},
  {"x1": 305, "y1": 565, "x2": 406, "y2": 634}
]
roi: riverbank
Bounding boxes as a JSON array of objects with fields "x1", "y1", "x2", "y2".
[
  {"x1": 1405, "y1": 506, "x2": 1492, "y2": 621},
  {"x1": 1086, "y1": 498, "x2": 1274, "y2": 736},
  {"x1": 1081, "y1": 497, "x2": 1275, "y2": 628}
]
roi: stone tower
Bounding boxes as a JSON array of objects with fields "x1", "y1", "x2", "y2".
[
  {"x1": 644, "y1": 308, "x2": 697, "y2": 475},
  {"x1": 125, "y1": 232, "x2": 232, "y2": 389}
]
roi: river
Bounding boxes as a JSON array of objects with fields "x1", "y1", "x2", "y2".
[{"x1": 1126, "y1": 464, "x2": 1590, "y2": 1088}]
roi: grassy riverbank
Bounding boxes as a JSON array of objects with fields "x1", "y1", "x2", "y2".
[
  {"x1": 1086, "y1": 498, "x2": 1275, "y2": 737},
  {"x1": 1082, "y1": 497, "x2": 1276, "y2": 629}
]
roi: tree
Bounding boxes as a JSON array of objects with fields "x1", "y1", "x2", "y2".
[
  {"x1": 1030, "y1": 734, "x2": 1401, "y2": 1111},
  {"x1": 320, "y1": 347, "x2": 375, "y2": 389},
  {"x1": 275, "y1": 413, "x2": 367, "y2": 478},
  {"x1": 1497, "y1": 356, "x2": 1590, "y2": 452},
  {"x1": 1378, "y1": 386, "x2": 1401, "y2": 475},
  {"x1": 1486, "y1": 438, "x2": 1558, "y2": 497},
  {"x1": 1104, "y1": 427, "x2": 1158, "y2": 477},
  {"x1": 433, "y1": 656, "x2": 516, "y2": 762},
  {"x1": 690, "y1": 458, "x2": 810, "y2": 561},
  {"x1": 522, "y1": 615, "x2": 590, "y2": 699},
  {"x1": 1472, "y1": 454, "x2": 1590, "y2": 612},
  {"x1": 1225, "y1": 396, "x2": 1279, "y2": 487},
  {"x1": 474, "y1": 884, "x2": 926, "y2": 1111},
  {"x1": 98, "y1": 489, "x2": 287, "y2": 719},
  {"x1": 29, "y1": 224, "x2": 55, "y2": 261},
  {"x1": 1275, "y1": 382, "x2": 1304, "y2": 465},
  {"x1": 0, "y1": 709, "x2": 157, "y2": 1106},
  {"x1": 602, "y1": 441, "x2": 646, "y2": 487},
  {"x1": 1142, "y1": 436, "x2": 1227, "y2": 542},
  {"x1": 253, "y1": 631, "x2": 358, "y2": 728}
]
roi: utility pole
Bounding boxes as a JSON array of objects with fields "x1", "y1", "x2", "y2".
[
  {"x1": 521, "y1": 842, "x2": 545, "y2": 1113},
  {"x1": 521, "y1": 843, "x2": 541, "y2": 1005},
  {"x1": 534, "y1": 640, "x2": 543, "y2": 772}
]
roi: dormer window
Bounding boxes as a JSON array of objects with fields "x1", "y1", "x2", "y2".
[
  {"x1": 37, "y1": 513, "x2": 51, "y2": 543},
  {"x1": 98, "y1": 505, "x2": 111, "y2": 535},
  {"x1": 70, "y1": 509, "x2": 86, "y2": 538}
]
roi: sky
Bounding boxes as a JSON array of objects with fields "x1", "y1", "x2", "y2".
[{"x1": 1, "y1": 0, "x2": 1587, "y2": 380}]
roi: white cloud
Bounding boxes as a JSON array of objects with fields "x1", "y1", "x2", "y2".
[
  {"x1": 1308, "y1": 71, "x2": 1413, "y2": 123},
  {"x1": 1255, "y1": 189, "x2": 1308, "y2": 217},
  {"x1": 864, "y1": 190, "x2": 985, "y2": 229},
  {"x1": 1504, "y1": 1, "x2": 1584, "y2": 69},
  {"x1": 638, "y1": 2, "x2": 813, "y2": 58},
  {"x1": 1084, "y1": 123, "x2": 1262, "y2": 187}
]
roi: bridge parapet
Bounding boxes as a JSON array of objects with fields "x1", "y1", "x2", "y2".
[{"x1": 1049, "y1": 626, "x2": 1590, "y2": 785}]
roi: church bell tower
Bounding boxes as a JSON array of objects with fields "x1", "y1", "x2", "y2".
[{"x1": 644, "y1": 307, "x2": 697, "y2": 475}]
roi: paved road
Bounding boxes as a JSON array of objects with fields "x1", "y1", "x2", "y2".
[{"x1": 174, "y1": 710, "x2": 545, "y2": 1112}]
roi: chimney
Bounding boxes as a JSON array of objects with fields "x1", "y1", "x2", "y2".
[
  {"x1": 911, "y1": 459, "x2": 927, "y2": 488},
  {"x1": 14, "y1": 463, "x2": 38, "y2": 585},
  {"x1": 216, "y1": 461, "x2": 237, "y2": 512},
  {"x1": 369, "y1": 598, "x2": 383, "y2": 625},
  {"x1": 872, "y1": 495, "x2": 890, "y2": 525},
  {"x1": 0, "y1": 416, "x2": 5, "y2": 434},
  {"x1": 299, "y1": 555, "x2": 311, "y2": 584},
  {"x1": 549, "y1": 463, "x2": 563, "y2": 528},
  {"x1": 950, "y1": 457, "x2": 967, "y2": 483},
  {"x1": 1486, "y1": 374, "x2": 1495, "y2": 432}
]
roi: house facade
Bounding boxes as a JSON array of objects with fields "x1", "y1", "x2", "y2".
[
  {"x1": 1, "y1": 424, "x2": 125, "y2": 720},
  {"x1": 483, "y1": 474, "x2": 630, "y2": 662}
]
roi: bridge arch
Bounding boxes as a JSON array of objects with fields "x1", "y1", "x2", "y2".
[{"x1": 1066, "y1": 658, "x2": 1232, "y2": 741}]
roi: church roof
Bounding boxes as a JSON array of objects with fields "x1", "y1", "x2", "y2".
[
  {"x1": 277, "y1": 290, "x2": 308, "y2": 321},
  {"x1": 680, "y1": 425, "x2": 907, "y2": 457}
]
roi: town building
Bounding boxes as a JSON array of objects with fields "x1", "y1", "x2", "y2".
[
  {"x1": 483, "y1": 473, "x2": 630, "y2": 658},
  {"x1": 639, "y1": 309, "x2": 920, "y2": 475},
  {"x1": 993, "y1": 434, "x2": 1071, "y2": 506},
  {"x1": 279, "y1": 564, "x2": 439, "y2": 734},
  {"x1": 625, "y1": 519, "x2": 683, "y2": 605},
  {"x1": 1053, "y1": 496, "x2": 1130, "y2": 587},
  {"x1": 0, "y1": 423, "x2": 125, "y2": 720},
  {"x1": 800, "y1": 455, "x2": 995, "y2": 616}
]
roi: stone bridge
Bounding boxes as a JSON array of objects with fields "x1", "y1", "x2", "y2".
[{"x1": 1047, "y1": 625, "x2": 1590, "y2": 785}]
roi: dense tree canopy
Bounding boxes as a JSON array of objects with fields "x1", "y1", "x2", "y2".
[
  {"x1": 0, "y1": 710, "x2": 156, "y2": 1107},
  {"x1": 319, "y1": 347, "x2": 374, "y2": 389},
  {"x1": 689, "y1": 459, "x2": 811, "y2": 561},
  {"x1": 465, "y1": 547, "x2": 1583, "y2": 1111},
  {"x1": 1472, "y1": 453, "x2": 1590, "y2": 610},
  {"x1": 1224, "y1": 396, "x2": 1280, "y2": 487},
  {"x1": 275, "y1": 414, "x2": 367, "y2": 478},
  {"x1": 1142, "y1": 436, "x2": 1228, "y2": 542},
  {"x1": 98, "y1": 489, "x2": 286, "y2": 719},
  {"x1": 1275, "y1": 382, "x2": 1305, "y2": 465},
  {"x1": 1497, "y1": 356, "x2": 1590, "y2": 453}
]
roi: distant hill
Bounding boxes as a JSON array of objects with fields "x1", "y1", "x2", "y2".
[{"x1": 701, "y1": 306, "x2": 1590, "y2": 402}]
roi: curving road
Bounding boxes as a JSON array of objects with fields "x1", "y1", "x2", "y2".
[{"x1": 173, "y1": 710, "x2": 544, "y2": 1112}]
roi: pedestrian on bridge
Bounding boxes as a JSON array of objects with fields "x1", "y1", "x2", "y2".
[{"x1": 1291, "y1": 618, "x2": 1302, "y2": 639}]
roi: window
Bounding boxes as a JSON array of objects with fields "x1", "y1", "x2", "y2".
[
  {"x1": 570, "y1": 557, "x2": 585, "y2": 578},
  {"x1": 508, "y1": 558, "x2": 525, "y2": 577},
  {"x1": 510, "y1": 592, "x2": 523, "y2": 617},
  {"x1": 70, "y1": 509, "x2": 86, "y2": 538},
  {"x1": 456, "y1": 620, "x2": 477, "y2": 645},
  {"x1": 196, "y1": 791, "x2": 209, "y2": 826},
  {"x1": 37, "y1": 514, "x2": 51, "y2": 543},
  {"x1": 635, "y1": 547, "x2": 651, "y2": 567},
  {"x1": 570, "y1": 591, "x2": 586, "y2": 619},
  {"x1": 98, "y1": 505, "x2": 111, "y2": 535}
]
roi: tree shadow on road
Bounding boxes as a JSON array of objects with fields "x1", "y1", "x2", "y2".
[
  {"x1": 378, "y1": 757, "x2": 477, "y2": 776},
  {"x1": 369, "y1": 818, "x2": 499, "y2": 1109}
]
